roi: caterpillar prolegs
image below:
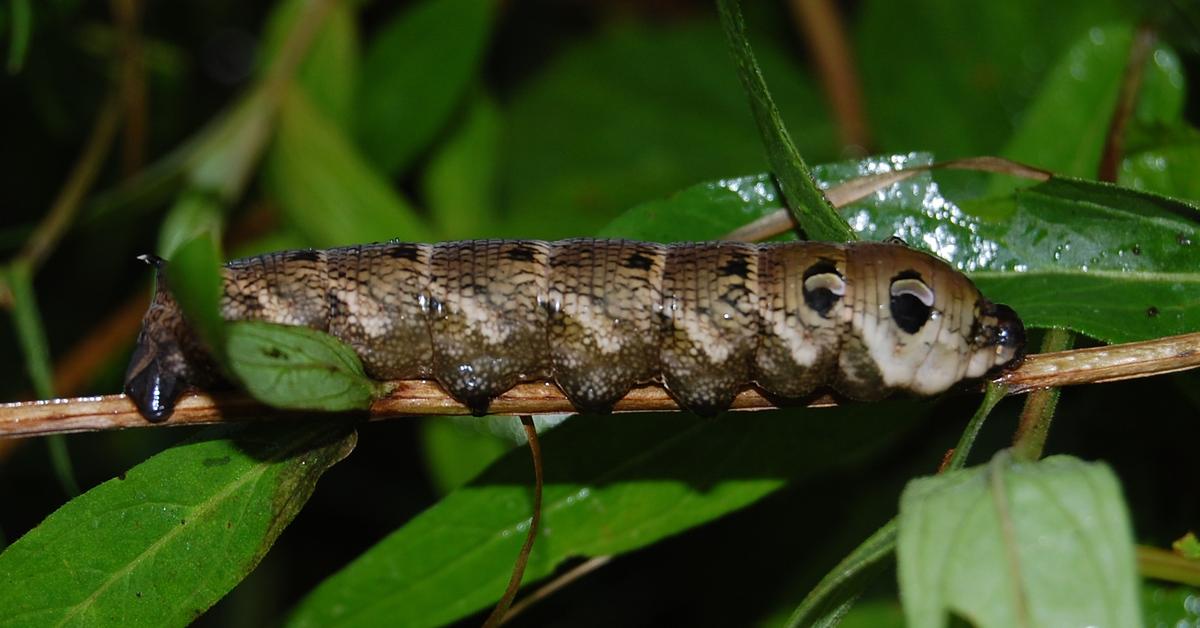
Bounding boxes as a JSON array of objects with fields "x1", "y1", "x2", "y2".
[{"x1": 124, "y1": 239, "x2": 1026, "y2": 422}]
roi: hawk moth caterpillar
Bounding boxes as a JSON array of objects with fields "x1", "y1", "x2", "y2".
[{"x1": 124, "y1": 238, "x2": 1025, "y2": 422}]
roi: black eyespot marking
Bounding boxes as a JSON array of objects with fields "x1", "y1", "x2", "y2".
[
  {"x1": 287, "y1": 249, "x2": 320, "y2": 263},
  {"x1": 890, "y1": 272, "x2": 933, "y2": 334},
  {"x1": 891, "y1": 294, "x2": 931, "y2": 334},
  {"x1": 624, "y1": 252, "x2": 654, "y2": 270},
  {"x1": 388, "y1": 243, "x2": 421, "y2": 261},
  {"x1": 883, "y1": 235, "x2": 908, "y2": 246},
  {"x1": 504, "y1": 244, "x2": 538, "y2": 262},
  {"x1": 1147, "y1": 306, "x2": 1159, "y2": 318},
  {"x1": 802, "y1": 260, "x2": 844, "y2": 318},
  {"x1": 717, "y1": 255, "x2": 751, "y2": 279}
]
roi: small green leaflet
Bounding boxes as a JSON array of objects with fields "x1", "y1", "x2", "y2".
[{"x1": 225, "y1": 320, "x2": 385, "y2": 412}]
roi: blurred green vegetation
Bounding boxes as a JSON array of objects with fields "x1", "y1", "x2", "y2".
[{"x1": 1, "y1": 0, "x2": 1199, "y2": 626}]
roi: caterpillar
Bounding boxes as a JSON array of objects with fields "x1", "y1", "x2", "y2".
[{"x1": 124, "y1": 238, "x2": 1025, "y2": 422}]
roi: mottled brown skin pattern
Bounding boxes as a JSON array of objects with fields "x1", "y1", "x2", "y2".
[{"x1": 124, "y1": 239, "x2": 1026, "y2": 422}]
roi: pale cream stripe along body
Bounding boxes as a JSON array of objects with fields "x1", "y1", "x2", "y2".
[{"x1": 123, "y1": 239, "x2": 1025, "y2": 422}]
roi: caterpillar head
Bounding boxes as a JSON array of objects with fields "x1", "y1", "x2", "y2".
[
  {"x1": 124, "y1": 256, "x2": 216, "y2": 422},
  {"x1": 124, "y1": 328, "x2": 189, "y2": 422},
  {"x1": 841, "y1": 242, "x2": 1026, "y2": 398},
  {"x1": 966, "y1": 300, "x2": 1026, "y2": 377}
]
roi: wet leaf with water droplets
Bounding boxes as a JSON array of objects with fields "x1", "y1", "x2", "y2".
[{"x1": 604, "y1": 151, "x2": 1200, "y2": 344}]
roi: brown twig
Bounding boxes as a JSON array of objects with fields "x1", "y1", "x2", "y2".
[
  {"x1": 1098, "y1": 25, "x2": 1157, "y2": 184},
  {"x1": 483, "y1": 416, "x2": 544, "y2": 628},
  {"x1": 500, "y1": 556, "x2": 613, "y2": 625},
  {"x1": 2, "y1": 330, "x2": 1198, "y2": 439},
  {"x1": 787, "y1": 0, "x2": 871, "y2": 151},
  {"x1": 1137, "y1": 545, "x2": 1200, "y2": 587},
  {"x1": 998, "y1": 331, "x2": 1200, "y2": 391},
  {"x1": 0, "y1": 288, "x2": 149, "y2": 462},
  {"x1": 111, "y1": 0, "x2": 147, "y2": 178}
]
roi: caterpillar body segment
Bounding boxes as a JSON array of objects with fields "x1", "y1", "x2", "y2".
[{"x1": 124, "y1": 239, "x2": 1026, "y2": 422}]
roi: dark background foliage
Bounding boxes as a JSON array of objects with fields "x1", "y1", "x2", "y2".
[{"x1": 1, "y1": 0, "x2": 1198, "y2": 625}]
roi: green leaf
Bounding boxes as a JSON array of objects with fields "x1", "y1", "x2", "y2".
[
  {"x1": 86, "y1": 89, "x2": 274, "y2": 224},
  {"x1": 856, "y1": 0, "x2": 1130, "y2": 157},
  {"x1": 716, "y1": 0, "x2": 853, "y2": 242},
  {"x1": 1174, "y1": 532, "x2": 1200, "y2": 560},
  {"x1": 598, "y1": 171, "x2": 785, "y2": 241},
  {"x1": 355, "y1": 0, "x2": 494, "y2": 174},
  {"x1": 1142, "y1": 583, "x2": 1200, "y2": 626},
  {"x1": 897, "y1": 453, "x2": 1141, "y2": 628},
  {"x1": 498, "y1": 20, "x2": 834, "y2": 238},
  {"x1": 286, "y1": 404, "x2": 928, "y2": 628},
  {"x1": 264, "y1": 86, "x2": 431, "y2": 247},
  {"x1": 606, "y1": 153, "x2": 1200, "y2": 343},
  {"x1": 784, "y1": 384, "x2": 1007, "y2": 628},
  {"x1": 165, "y1": 232, "x2": 226, "y2": 361},
  {"x1": 961, "y1": 179, "x2": 1200, "y2": 343},
  {"x1": 998, "y1": 25, "x2": 1183, "y2": 181},
  {"x1": 4, "y1": 260, "x2": 53, "y2": 398},
  {"x1": 187, "y1": 89, "x2": 275, "y2": 202},
  {"x1": 156, "y1": 188, "x2": 225, "y2": 259},
  {"x1": 422, "y1": 93, "x2": 500, "y2": 239},
  {"x1": 0, "y1": 423, "x2": 356, "y2": 626},
  {"x1": 3, "y1": 260, "x2": 80, "y2": 497},
  {"x1": 419, "y1": 417, "x2": 511, "y2": 495},
  {"x1": 226, "y1": 321, "x2": 382, "y2": 412},
  {"x1": 5, "y1": 0, "x2": 31, "y2": 74},
  {"x1": 837, "y1": 598, "x2": 906, "y2": 628},
  {"x1": 815, "y1": 154, "x2": 1200, "y2": 344},
  {"x1": 261, "y1": 0, "x2": 360, "y2": 128},
  {"x1": 1121, "y1": 126, "x2": 1200, "y2": 202}
]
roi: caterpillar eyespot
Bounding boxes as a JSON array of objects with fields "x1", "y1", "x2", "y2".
[
  {"x1": 890, "y1": 274, "x2": 936, "y2": 334},
  {"x1": 801, "y1": 262, "x2": 844, "y2": 319},
  {"x1": 124, "y1": 238, "x2": 1026, "y2": 422}
]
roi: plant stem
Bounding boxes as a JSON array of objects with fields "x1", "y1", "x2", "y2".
[
  {"x1": 3, "y1": 261, "x2": 80, "y2": 495},
  {"x1": 946, "y1": 381, "x2": 1009, "y2": 470},
  {"x1": 1138, "y1": 545, "x2": 1200, "y2": 587},
  {"x1": 1011, "y1": 329, "x2": 1074, "y2": 461},
  {"x1": 786, "y1": 0, "x2": 871, "y2": 151},
  {"x1": 783, "y1": 519, "x2": 897, "y2": 628},
  {"x1": 483, "y1": 416, "x2": 544, "y2": 627},
  {"x1": 715, "y1": 0, "x2": 855, "y2": 242},
  {"x1": 784, "y1": 384, "x2": 1010, "y2": 627},
  {"x1": 1099, "y1": 25, "x2": 1157, "y2": 183},
  {"x1": 2, "y1": 329, "x2": 1199, "y2": 438}
]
